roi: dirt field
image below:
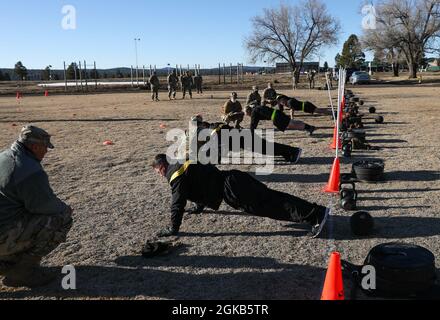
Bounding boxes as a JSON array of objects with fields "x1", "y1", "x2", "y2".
[{"x1": 0, "y1": 85, "x2": 439, "y2": 300}]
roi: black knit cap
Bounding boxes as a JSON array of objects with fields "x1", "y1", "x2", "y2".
[{"x1": 151, "y1": 154, "x2": 169, "y2": 167}]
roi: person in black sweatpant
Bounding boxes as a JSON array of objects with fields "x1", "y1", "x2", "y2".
[{"x1": 151, "y1": 155, "x2": 330, "y2": 239}]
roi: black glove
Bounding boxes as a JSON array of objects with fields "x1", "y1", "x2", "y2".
[
  {"x1": 156, "y1": 227, "x2": 178, "y2": 238},
  {"x1": 187, "y1": 204, "x2": 205, "y2": 215}
]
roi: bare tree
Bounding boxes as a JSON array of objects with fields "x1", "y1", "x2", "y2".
[
  {"x1": 362, "y1": 0, "x2": 440, "y2": 78},
  {"x1": 245, "y1": 0, "x2": 340, "y2": 88}
]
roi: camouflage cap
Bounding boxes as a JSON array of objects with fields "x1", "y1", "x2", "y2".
[{"x1": 18, "y1": 125, "x2": 54, "y2": 149}]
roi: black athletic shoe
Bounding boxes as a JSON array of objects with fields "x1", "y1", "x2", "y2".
[
  {"x1": 308, "y1": 126, "x2": 316, "y2": 136},
  {"x1": 284, "y1": 148, "x2": 302, "y2": 164},
  {"x1": 310, "y1": 208, "x2": 331, "y2": 238}
]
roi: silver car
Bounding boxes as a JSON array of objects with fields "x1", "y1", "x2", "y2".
[{"x1": 350, "y1": 71, "x2": 371, "y2": 85}]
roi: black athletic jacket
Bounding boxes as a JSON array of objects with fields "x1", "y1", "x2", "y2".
[{"x1": 166, "y1": 162, "x2": 225, "y2": 231}]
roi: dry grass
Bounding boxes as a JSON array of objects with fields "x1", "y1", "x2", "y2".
[{"x1": 0, "y1": 85, "x2": 439, "y2": 299}]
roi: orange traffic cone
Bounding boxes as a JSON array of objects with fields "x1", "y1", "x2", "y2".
[
  {"x1": 324, "y1": 157, "x2": 341, "y2": 193},
  {"x1": 321, "y1": 252, "x2": 345, "y2": 300},
  {"x1": 340, "y1": 97, "x2": 346, "y2": 123},
  {"x1": 16, "y1": 92, "x2": 21, "y2": 100},
  {"x1": 44, "y1": 90, "x2": 49, "y2": 97},
  {"x1": 330, "y1": 127, "x2": 342, "y2": 150}
]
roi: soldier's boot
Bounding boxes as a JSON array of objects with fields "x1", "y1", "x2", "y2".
[{"x1": 2, "y1": 255, "x2": 57, "y2": 288}]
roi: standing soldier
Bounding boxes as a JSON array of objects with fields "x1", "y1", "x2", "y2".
[
  {"x1": 246, "y1": 86, "x2": 262, "y2": 106},
  {"x1": 182, "y1": 71, "x2": 193, "y2": 99},
  {"x1": 149, "y1": 71, "x2": 160, "y2": 102},
  {"x1": 222, "y1": 92, "x2": 244, "y2": 129},
  {"x1": 0, "y1": 126, "x2": 73, "y2": 288},
  {"x1": 167, "y1": 70, "x2": 179, "y2": 100},
  {"x1": 262, "y1": 83, "x2": 277, "y2": 106},
  {"x1": 194, "y1": 73, "x2": 203, "y2": 94},
  {"x1": 307, "y1": 70, "x2": 316, "y2": 89}
]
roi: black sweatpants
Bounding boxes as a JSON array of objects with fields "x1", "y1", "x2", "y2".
[
  {"x1": 220, "y1": 131, "x2": 294, "y2": 158},
  {"x1": 222, "y1": 170, "x2": 324, "y2": 224}
]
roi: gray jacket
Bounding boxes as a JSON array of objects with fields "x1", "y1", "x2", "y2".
[{"x1": 0, "y1": 142, "x2": 68, "y2": 227}]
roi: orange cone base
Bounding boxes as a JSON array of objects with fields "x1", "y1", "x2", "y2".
[
  {"x1": 321, "y1": 252, "x2": 345, "y2": 300},
  {"x1": 324, "y1": 158, "x2": 341, "y2": 193}
]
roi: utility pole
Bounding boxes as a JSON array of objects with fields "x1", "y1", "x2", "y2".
[{"x1": 134, "y1": 38, "x2": 141, "y2": 87}]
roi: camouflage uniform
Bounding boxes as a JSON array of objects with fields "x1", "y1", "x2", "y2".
[
  {"x1": 181, "y1": 73, "x2": 193, "y2": 99},
  {"x1": 0, "y1": 138, "x2": 72, "y2": 268},
  {"x1": 307, "y1": 71, "x2": 316, "y2": 89},
  {"x1": 149, "y1": 73, "x2": 160, "y2": 101},
  {"x1": 167, "y1": 72, "x2": 179, "y2": 100},
  {"x1": 222, "y1": 98, "x2": 244, "y2": 129},
  {"x1": 194, "y1": 75, "x2": 203, "y2": 94},
  {"x1": 246, "y1": 90, "x2": 262, "y2": 106},
  {"x1": 263, "y1": 87, "x2": 277, "y2": 106}
]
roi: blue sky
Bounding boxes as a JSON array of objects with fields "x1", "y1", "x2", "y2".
[{"x1": 0, "y1": 0, "x2": 373, "y2": 70}]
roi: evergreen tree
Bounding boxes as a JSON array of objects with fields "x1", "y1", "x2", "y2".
[{"x1": 336, "y1": 34, "x2": 365, "y2": 69}]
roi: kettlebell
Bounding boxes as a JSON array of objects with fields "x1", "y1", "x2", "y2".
[
  {"x1": 375, "y1": 115, "x2": 384, "y2": 124},
  {"x1": 369, "y1": 107, "x2": 376, "y2": 114},
  {"x1": 339, "y1": 182, "x2": 358, "y2": 211},
  {"x1": 342, "y1": 141, "x2": 352, "y2": 158}
]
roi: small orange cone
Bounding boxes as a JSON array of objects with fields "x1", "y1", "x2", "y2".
[
  {"x1": 44, "y1": 90, "x2": 49, "y2": 97},
  {"x1": 324, "y1": 157, "x2": 341, "y2": 193},
  {"x1": 160, "y1": 124, "x2": 167, "y2": 129},
  {"x1": 16, "y1": 92, "x2": 21, "y2": 100},
  {"x1": 330, "y1": 127, "x2": 342, "y2": 150},
  {"x1": 321, "y1": 252, "x2": 345, "y2": 300},
  {"x1": 103, "y1": 140, "x2": 114, "y2": 146}
]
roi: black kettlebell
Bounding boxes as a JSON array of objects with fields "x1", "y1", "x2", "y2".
[
  {"x1": 339, "y1": 182, "x2": 358, "y2": 211},
  {"x1": 375, "y1": 116, "x2": 384, "y2": 124},
  {"x1": 342, "y1": 141, "x2": 352, "y2": 158},
  {"x1": 350, "y1": 211, "x2": 374, "y2": 236},
  {"x1": 369, "y1": 107, "x2": 376, "y2": 114}
]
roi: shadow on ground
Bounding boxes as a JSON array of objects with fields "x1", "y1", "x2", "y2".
[{"x1": 0, "y1": 260, "x2": 325, "y2": 300}]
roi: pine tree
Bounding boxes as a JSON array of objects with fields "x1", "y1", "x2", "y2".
[{"x1": 336, "y1": 35, "x2": 365, "y2": 69}]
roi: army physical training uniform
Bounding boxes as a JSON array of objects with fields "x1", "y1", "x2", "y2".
[
  {"x1": 149, "y1": 74, "x2": 160, "y2": 101},
  {"x1": 162, "y1": 162, "x2": 328, "y2": 235},
  {"x1": 167, "y1": 72, "x2": 179, "y2": 100},
  {"x1": 182, "y1": 74, "x2": 193, "y2": 99},
  {"x1": 194, "y1": 121, "x2": 302, "y2": 163},
  {"x1": 0, "y1": 141, "x2": 72, "y2": 267},
  {"x1": 194, "y1": 75, "x2": 203, "y2": 94},
  {"x1": 222, "y1": 100, "x2": 244, "y2": 129},
  {"x1": 286, "y1": 97, "x2": 318, "y2": 114},
  {"x1": 249, "y1": 105, "x2": 292, "y2": 132}
]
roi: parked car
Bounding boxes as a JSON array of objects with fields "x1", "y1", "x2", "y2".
[{"x1": 350, "y1": 71, "x2": 371, "y2": 85}]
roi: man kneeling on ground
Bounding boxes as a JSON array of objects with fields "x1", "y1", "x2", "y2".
[
  {"x1": 222, "y1": 92, "x2": 244, "y2": 129},
  {"x1": 151, "y1": 154, "x2": 330, "y2": 238},
  {"x1": 0, "y1": 126, "x2": 73, "y2": 288}
]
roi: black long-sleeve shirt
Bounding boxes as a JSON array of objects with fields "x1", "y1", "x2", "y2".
[
  {"x1": 250, "y1": 105, "x2": 291, "y2": 132},
  {"x1": 165, "y1": 162, "x2": 225, "y2": 231}
]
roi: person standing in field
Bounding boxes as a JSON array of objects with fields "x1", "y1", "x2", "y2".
[
  {"x1": 182, "y1": 71, "x2": 193, "y2": 100},
  {"x1": 167, "y1": 70, "x2": 179, "y2": 100},
  {"x1": 149, "y1": 71, "x2": 160, "y2": 102},
  {"x1": 194, "y1": 73, "x2": 203, "y2": 94}
]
